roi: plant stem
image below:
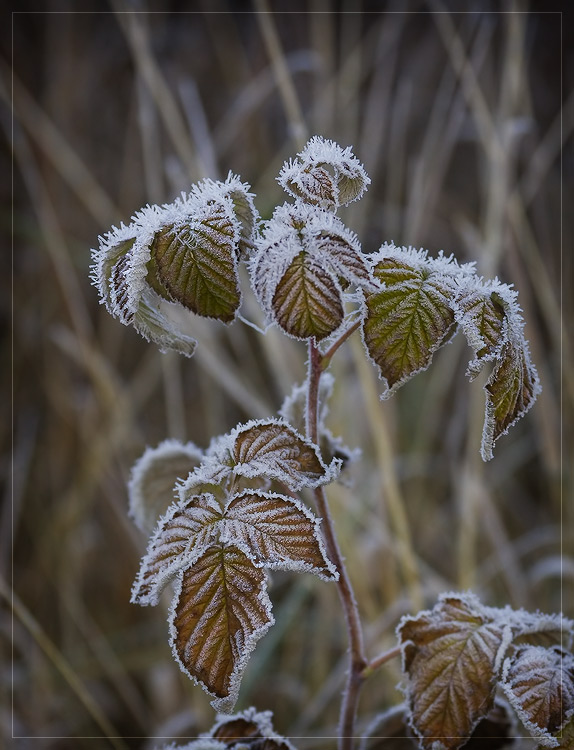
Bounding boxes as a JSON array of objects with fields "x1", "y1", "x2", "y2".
[
  {"x1": 320, "y1": 318, "x2": 362, "y2": 370},
  {"x1": 306, "y1": 339, "x2": 367, "y2": 750},
  {"x1": 361, "y1": 644, "x2": 402, "y2": 679}
]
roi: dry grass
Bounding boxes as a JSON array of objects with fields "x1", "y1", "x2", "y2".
[{"x1": 4, "y1": 1, "x2": 572, "y2": 747}]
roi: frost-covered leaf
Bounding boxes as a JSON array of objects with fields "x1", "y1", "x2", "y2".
[
  {"x1": 501, "y1": 608, "x2": 572, "y2": 651},
  {"x1": 363, "y1": 247, "x2": 465, "y2": 398},
  {"x1": 272, "y1": 251, "x2": 344, "y2": 340},
  {"x1": 221, "y1": 490, "x2": 337, "y2": 579},
  {"x1": 150, "y1": 201, "x2": 241, "y2": 322},
  {"x1": 455, "y1": 287, "x2": 506, "y2": 379},
  {"x1": 482, "y1": 335, "x2": 541, "y2": 461},
  {"x1": 91, "y1": 174, "x2": 256, "y2": 354},
  {"x1": 131, "y1": 493, "x2": 222, "y2": 606},
  {"x1": 455, "y1": 279, "x2": 541, "y2": 461},
  {"x1": 250, "y1": 202, "x2": 374, "y2": 341},
  {"x1": 278, "y1": 135, "x2": 370, "y2": 209},
  {"x1": 208, "y1": 706, "x2": 297, "y2": 749},
  {"x1": 217, "y1": 173, "x2": 260, "y2": 259},
  {"x1": 128, "y1": 439, "x2": 203, "y2": 534},
  {"x1": 232, "y1": 419, "x2": 337, "y2": 490},
  {"x1": 398, "y1": 592, "x2": 511, "y2": 750},
  {"x1": 502, "y1": 646, "x2": 574, "y2": 746},
  {"x1": 170, "y1": 544, "x2": 274, "y2": 711}
]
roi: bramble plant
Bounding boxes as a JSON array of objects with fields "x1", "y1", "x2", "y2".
[{"x1": 92, "y1": 137, "x2": 573, "y2": 750}]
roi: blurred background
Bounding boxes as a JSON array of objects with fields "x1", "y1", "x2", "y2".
[{"x1": 3, "y1": 0, "x2": 572, "y2": 747}]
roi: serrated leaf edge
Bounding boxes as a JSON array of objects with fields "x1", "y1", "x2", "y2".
[
  {"x1": 220, "y1": 489, "x2": 338, "y2": 581},
  {"x1": 168, "y1": 547, "x2": 275, "y2": 713}
]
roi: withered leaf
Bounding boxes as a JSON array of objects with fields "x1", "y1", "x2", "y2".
[
  {"x1": 363, "y1": 258, "x2": 457, "y2": 398},
  {"x1": 398, "y1": 594, "x2": 509, "y2": 750},
  {"x1": 232, "y1": 420, "x2": 333, "y2": 490},
  {"x1": 170, "y1": 544, "x2": 274, "y2": 710},
  {"x1": 502, "y1": 646, "x2": 574, "y2": 743},
  {"x1": 222, "y1": 490, "x2": 336, "y2": 579},
  {"x1": 131, "y1": 494, "x2": 222, "y2": 606}
]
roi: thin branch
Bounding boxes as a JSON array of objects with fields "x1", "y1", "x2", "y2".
[
  {"x1": 306, "y1": 339, "x2": 367, "y2": 750},
  {"x1": 321, "y1": 317, "x2": 362, "y2": 370},
  {"x1": 361, "y1": 644, "x2": 402, "y2": 679}
]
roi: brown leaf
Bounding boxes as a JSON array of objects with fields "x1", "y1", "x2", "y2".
[
  {"x1": 171, "y1": 544, "x2": 274, "y2": 710},
  {"x1": 222, "y1": 490, "x2": 336, "y2": 579},
  {"x1": 399, "y1": 594, "x2": 509, "y2": 750},
  {"x1": 502, "y1": 646, "x2": 574, "y2": 741},
  {"x1": 131, "y1": 494, "x2": 222, "y2": 605},
  {"x1": 232, "y1": 420, "x2": 332, "y2": 490}
]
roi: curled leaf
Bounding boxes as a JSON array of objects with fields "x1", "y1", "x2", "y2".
[
  {"x1": 398, "y1": 592, "x2": 511, "y2": 750},
  {"x1": 128, "y1": 439, "x2": 203, "y2": 534},
  {"x1": 250, "y1": 202, "x2": 374, "y2": 341},
  {"x1": 91, "y1": 174, "x2": 258, "y2": 354},
  {"x1": 455, "y1": 279, "x2": 541, "y2": 461},
  {"x1": 501, "y1": 646, "x2": 574, "y2": 746},
  {"x1": 363, "y1": 246, "x2": 470, "y2": 398},
  {"x1": 169, "y1": 544, "x2": 274, "y2": 711},
  {"x1": 278, "y1": 135, "x2": 370, "y2": 209}
]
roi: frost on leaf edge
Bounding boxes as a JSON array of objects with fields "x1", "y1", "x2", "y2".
[
  {"x1": 360, "y1": 243, "x2": 468, "y2": 401},
  {"x1": 128, "y1": 438, "x2": 204, "y2": 533},
  {"x1": 395, "y1": 590, "x2": 516, "y2": 749},
  {"x1": 130, "y1": 492, "x2": 221, "y2": 606},
  {"x1": 220, "y1": 488, "x2": 338, "y2": 581},
  {"x1": 277, "y1": 135, "x2": 371, "y2": 209},
  {"x1": 230, "y1": 417, "x2": 342, "y2": 490},
  {"x1": 167, "y1": 547, "x2": 275, "y2": 713},
  {"x1": 500, "y1": 646, "x2": 574, "y2": 748}
]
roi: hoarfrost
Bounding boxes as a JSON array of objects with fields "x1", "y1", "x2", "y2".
[{"x1": 128, "y1": 439, "x2": 204, "y2": 534}]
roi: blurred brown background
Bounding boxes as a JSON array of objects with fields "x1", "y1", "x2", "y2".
[{"x1": 3, "y1": 1, "x2": 573, "y2": 747}]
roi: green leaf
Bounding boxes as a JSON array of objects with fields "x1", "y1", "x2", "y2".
[
  {"x1": 150, "y1": 204, "x2": 241, "y2": 322},
  {"x1": 502, "y1": 646, "x2": 574, "y2": 745},
  {"x1": 363, "y1": 258, "x2": 457, "y2": 397},
  {"x1": 398, "y1": 593, "x2": 509, "y2": 750},
  {"x1": 272, "y1": 251, "x2": 344, "y2": 340},
  {"x1": 170, "y1": 544, "x2": 274, "y2": 711}
]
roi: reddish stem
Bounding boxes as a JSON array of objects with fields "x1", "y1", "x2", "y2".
[{"x1": 306, "y1": 339, "x2": 367, "y2": 750}]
